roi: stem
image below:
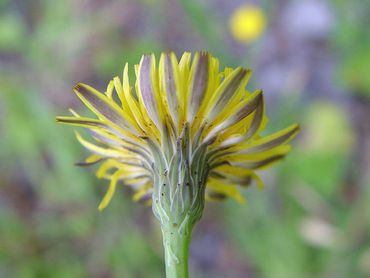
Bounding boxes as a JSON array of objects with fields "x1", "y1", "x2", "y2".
[{"x1": 161, "y1": 221, "x2": 193, "y2": 278}]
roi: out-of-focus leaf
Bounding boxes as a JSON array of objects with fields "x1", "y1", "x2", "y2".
[{"x1": 0, "y1": 13, "x2": 25, "y2": 51}]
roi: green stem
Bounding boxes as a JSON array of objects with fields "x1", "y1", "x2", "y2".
[{"x1": 161, "y1": 221, "x2": 193, "y2": 278}]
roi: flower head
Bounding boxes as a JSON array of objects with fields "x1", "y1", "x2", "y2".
[{"x1": 57, "y1": 52, "x2": 298, "y2": 225}]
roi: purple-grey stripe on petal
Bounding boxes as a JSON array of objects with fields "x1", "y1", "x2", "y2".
[
  {"x1": 207, "y1": 191, "x2": 227, "y2": 200},
  {"x1": 139, "y1": 55, "x2": 160, "y2": 127},
  {"x1": 210, "y1": 171, "x2": 252, "y2": 186},
  {"x1": 233, "y1": 154, "x2": 285, "y2": 169},
  {"x1": 75, "y1": 158, "x2": 105, "y2": 167},
  {"x1": 136, "y1": 189, "x2": 153, "y2": 203},
  {"x1": 218, "y1": 98, "x2": 264, "y2": 148},
  {"x1": 74, "y1": 84, "x2": 130, "y2": 130},
  {"x1": 164, "y1": 54, "x2": 178, "y2": 122},
  {"x1": 244, "y1": 96, "x2": 264, "y2": 138},
  {"x1": 210, "y1": 90, "x2": 263, "y2": 136},
  {"x1": 56, "y1": 116, "x2": 111, "y2": 129},
  {"x1": 56, "y1": 116, "x2": 144, "y2": 148},
  {"x1": 188, "y1": 52, "x2": 209, "y2": 119},
  {"x1": 243, "y1": 125, "x2": 300, "y2": 154},
  {"x1": 209, "y1": 171, "x2": 227, "y2": 179},
  {"x1": 90, "y1": 130, "x2": 121, "y2": 147},
  {"x1": 233, "y1": 90, "x2": 263, "y2": 123},
  {"x1": 209, "y1": 68, "x2": 250, "y2": 120}
]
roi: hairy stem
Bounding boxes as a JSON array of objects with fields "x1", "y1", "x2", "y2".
[{"x1": 161, "y1": 219, "x2": 193, "y2": 278}]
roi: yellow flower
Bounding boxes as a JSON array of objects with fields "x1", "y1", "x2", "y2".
[
  {"x1": 56, "y1": 52, "x2": 298, "y2": 222},
  {"x1": 229, "y1": 5, "x2": 266, "y2": 43}
]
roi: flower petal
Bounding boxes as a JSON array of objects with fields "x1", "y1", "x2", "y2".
[
  {"x1": 75, "y1": 154, "x2": 104, "y2": 167},
  {"x1": 210, "y1": 171, "x2": 252, "y2": 186},
  {"x1": 187, "y1": 52, "x2": 210, "y2": 122},
  {"x1": 133, "y1": 183, "x2": 153, "y2": 202},
  {"x1": 105, "y1": 80, "x2": 114, "y2": 99},
  {"x1": 207, "y1": 178, "x2": 246, "y2": 204},
  {"x1": 98, "y1": 170, "x2": 123, "y2": 211},
  {"x1": 138, "y1": 54, "x2": 162, "y2": 129},
  {"x1": 113, "y1": 76, "x2": 142, "y2": 133},
  {"x1": 73, "y1": 83, "x2": 137, "y2": 134},
  {"x1": 56, "y1": 116, "x2": 143, "y2": 146},
  {"x1": 75, "y1": 132, "x2": 130, "y2": 158},
  {"x1": 122, "y1": 64, "x2": 160, "y2": 139},
  {"x1": 224, "y1": 145, "x2": 292, "y2": 162},
  {"x1": 218, "y1": 97, "x2": 265, "y2": 147},
  {"x1": 160, "y1": 52, "x2": 181, "y2": 129},
  {"x1": 240, "y1": 124, "x2": 300, "y2": 153},
  {"x1": 232, "y1": 154, "x2": 286, "y2": 170},
  {"x1": 205, "y1": 90, "x2": 263, "y2": 141},
  {"x1": 207, "y1": 67, "x2": 251, "y2": 121}
]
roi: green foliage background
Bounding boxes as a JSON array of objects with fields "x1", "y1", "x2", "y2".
[{"x1": 1, "y1": 0, "x2": 369, "y2": 277}]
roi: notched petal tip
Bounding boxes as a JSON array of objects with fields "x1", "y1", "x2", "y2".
[
  {"x1": 73, "y1": 83, "x2": 82, "y2": 92},
  {"x1": 197, "y1": 50, "x2": 209, "y2": 56},
  {"x1": 133, "y1": 188, "x2": 153, "y2": 203},
  {"x1": 139, "y1": 135, "x2": 150, "y2": 140},
  {"x1": 293, "y1": 123, "x2": 301, "y2": 133},
  {"x1": 207, "y1": 67, "x2": 253, "y2": 120},
  {"x1": 73, "y1": 83, "x2": 93, "y2": 96},
  {"x1": 55, "y1": 116, "x2": 73, "y2": 123},
  {"x1": 54, "y1": 116, "x2": 105, "y2": 129},
  {"x1": 244, "y1": 123, "x2": 300, "y2": 153},
  {"x1": 207, "y1": 191, "x2": 228, "y2": 201},
  {"x1": 75, "y1": 158, "x2": 104, "y2": 167},
  {"x1": 141, "y1": 53, "x2": 155, "y2": 62},
  {"x1": 236, "y1": 89, "x2": 263, "y2": 119},
  {"x1": 237, "y1": 67, "x2": 252, "y2": 78},
  {"x1": 233, "y1": 154, "x2": 286, "y2": 170}
]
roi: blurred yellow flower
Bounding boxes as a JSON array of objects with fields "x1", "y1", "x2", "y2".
[{"x1": 229, "y1": 4, "x2": 266, "y2": 43}]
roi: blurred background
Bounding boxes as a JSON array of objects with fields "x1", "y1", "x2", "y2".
[{"x1": 1, "y1": 0, "x2": 369, "y2": 277}]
